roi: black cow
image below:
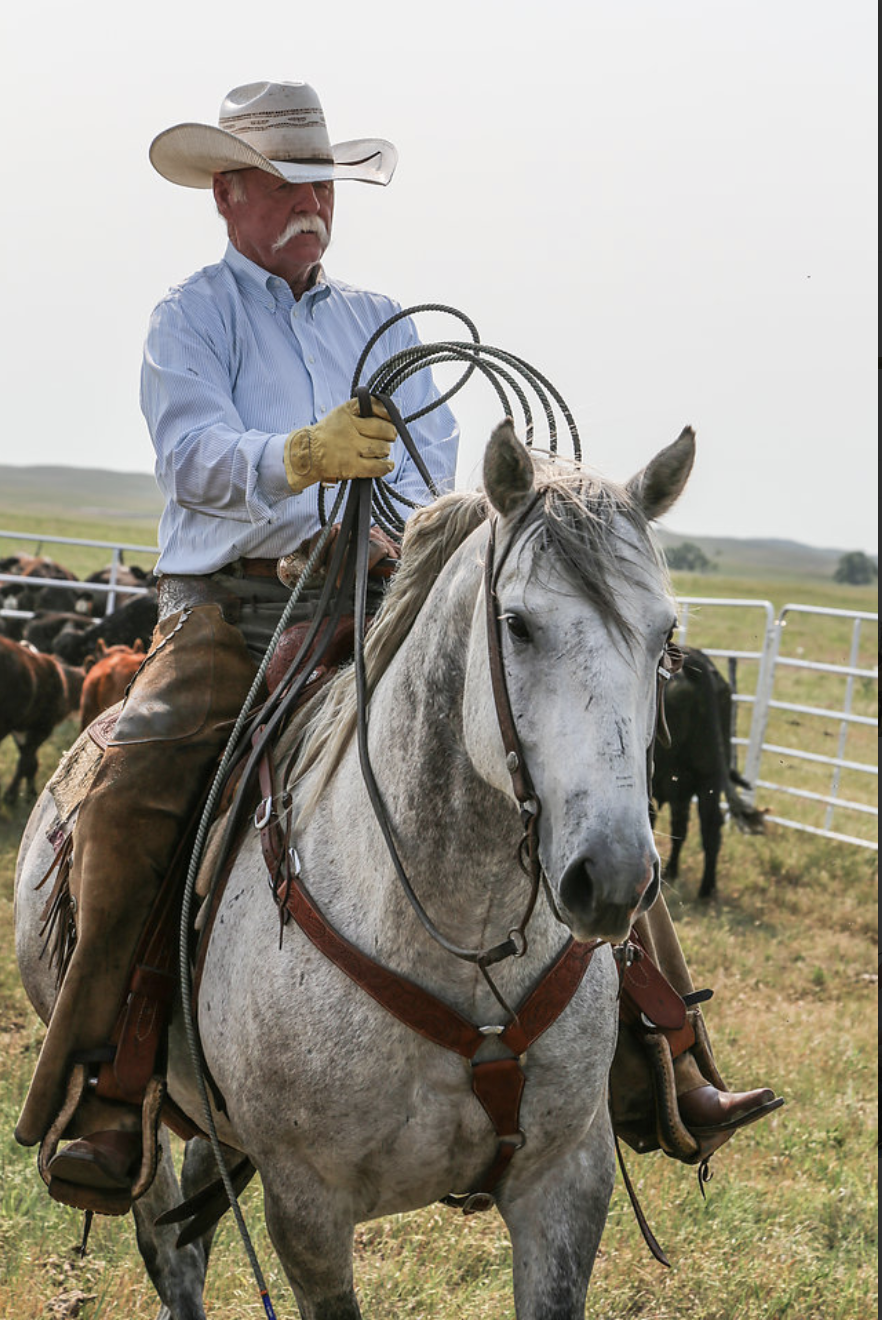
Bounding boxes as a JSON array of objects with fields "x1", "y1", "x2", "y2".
[
  {"x1": 51, "y1": 591, "x2": 159, "y2": 666},
  {"x1": 651, "y1": 645, "x2": 765, "y2": 898},
  {"x1": 23, "y1": 611, "x2": 93, "y2": 654}
]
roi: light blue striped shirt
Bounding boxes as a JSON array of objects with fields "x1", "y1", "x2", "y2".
[{"x1": 141, "y1": 243, "x2": 459, "y2": 574}]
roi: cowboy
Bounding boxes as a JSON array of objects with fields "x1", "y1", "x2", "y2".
[{"x1": 16, "y1": 80, "x2": 780, "y2": 1212}]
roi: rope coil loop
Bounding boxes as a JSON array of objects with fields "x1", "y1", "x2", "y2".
[{"x1": 342, "y1": 304, "x2": 583, "y2": 542}]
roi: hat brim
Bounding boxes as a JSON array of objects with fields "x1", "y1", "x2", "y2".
[{"x1": 149, "y1": 123, "x2": 398, "y2": 189}]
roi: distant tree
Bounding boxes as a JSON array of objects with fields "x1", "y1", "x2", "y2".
[
  {"x1": 834, "y1": 551, "x2": 878, "y2": 585},
  {"x1": 665, "y1": 541, "x2": 718, "y2": 573}
]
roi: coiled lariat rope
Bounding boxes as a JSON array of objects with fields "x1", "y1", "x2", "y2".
[{"x1": 176, "y1": 305, "x2": 582, "y2": 1314}]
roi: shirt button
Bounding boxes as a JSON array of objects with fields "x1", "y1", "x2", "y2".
[{"x1": 308, "y1": 355, "x2": 315, "y2": 364}]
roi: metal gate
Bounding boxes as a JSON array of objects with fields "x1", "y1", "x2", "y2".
[{"x1": 676, "y1": 597, "x2": 877, "y2": 851}]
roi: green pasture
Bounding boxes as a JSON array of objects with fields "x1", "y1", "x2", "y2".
[
  {"x1": 0, "y1": 678, "x2": 878, "y2": 1317},
  {"x1": 0, "y1": 501, "x2": 877, "y2": 1317},
  {"x1": 0, "y1": 515, "x2": 159, "y2": 583}
]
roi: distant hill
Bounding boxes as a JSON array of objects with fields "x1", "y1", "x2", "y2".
[
  {"x1": 0, "y1": 463, "x2": 872, "y2": 580},
  {"x1": 0, "y1": 464, "x2": 163, "y2": 520},
  {"x1": 653, "y1": 529, "x2": 863, "y2": 579}
]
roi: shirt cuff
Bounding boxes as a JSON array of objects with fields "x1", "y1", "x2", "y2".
[{"x1": 256, "y1": 433, "x2": 295, "y2": 502}]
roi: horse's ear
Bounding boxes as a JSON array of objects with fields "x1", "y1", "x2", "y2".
[
  {"x1": 483, "y1": 419, "x2": 535, "y2": 518},
  {"x1": 626, "y1": 426, "x2": 696, "y2": 522}
]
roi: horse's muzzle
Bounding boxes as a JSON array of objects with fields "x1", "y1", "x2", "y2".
[{"x1": 558, "y1": 853, "x2": 659, "y2": 943}]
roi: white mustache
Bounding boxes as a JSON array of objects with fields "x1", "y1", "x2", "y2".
[{"x1": 272, "y1": 214, "x2": 330, "y2": 252}]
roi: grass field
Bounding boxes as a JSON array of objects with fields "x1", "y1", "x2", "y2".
[
  {"x1": 0, "y1": 718, "x2": 876, "y2": 1319},
  {"x1": 0, "y1": 502, "x2": 877, "y2": 1318}
]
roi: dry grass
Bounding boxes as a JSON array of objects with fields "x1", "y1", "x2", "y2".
[
  {"x1": 0, "y1": 567, "x2": 877, "y2": 1320},
  {"x1": 0, "y1": 717, "x2": 876, "y2": 1319}
]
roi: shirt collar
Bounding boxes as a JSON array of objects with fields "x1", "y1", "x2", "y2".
[{"x1": 224, "y1": 243, "x2": 332, "y2": 313}]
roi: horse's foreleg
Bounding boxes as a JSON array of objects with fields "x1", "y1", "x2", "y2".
[
  {"x1": 261, "y1": 1169, "x2": 362, "y2": 1320},
  {"x1": 501, "y1": 1132, "x2": 616, "y2": 1319},
  {"x1": 177, "y1": 1135, "x2": 245, "y2": 1265},
  {"x1": 131, "y1": 1130, "x2": 208, "y2": 1320}
]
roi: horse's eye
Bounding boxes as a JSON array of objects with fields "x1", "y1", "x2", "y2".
[
  {"x1": 503, "y1": 612, "x2": 531, "y2": 644},
  {"x1": 663, "y1": 632, "x2": 685, "y2": 674}
]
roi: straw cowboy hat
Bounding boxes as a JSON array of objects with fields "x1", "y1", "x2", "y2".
[{"x1": 150, "y1": 80, "x2": 398, "y2": 189}]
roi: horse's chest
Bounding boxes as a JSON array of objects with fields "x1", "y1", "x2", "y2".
[{"x1": 199, "y1": 890, "x2": 617, "y2": 1210}]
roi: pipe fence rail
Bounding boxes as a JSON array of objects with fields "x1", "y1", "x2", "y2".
[
  {"x1": 1, "y1": 529, "x2": 877, "y2": 851},
  {"x1": 0, "y1": 528, "x2": 157, "y2": 618}
]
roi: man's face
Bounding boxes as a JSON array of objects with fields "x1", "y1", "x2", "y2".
[{"x1": 213, "y1": 167, "x2": 335, "y2": 295}]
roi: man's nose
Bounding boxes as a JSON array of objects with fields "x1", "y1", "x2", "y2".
[{"x1": 290, "y1": 183, "x2": 321, "y2": 212}]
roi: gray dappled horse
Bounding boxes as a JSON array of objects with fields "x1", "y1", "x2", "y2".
[{"x1": 16, "y1": 422, "x2": 694, "y2": 1319}]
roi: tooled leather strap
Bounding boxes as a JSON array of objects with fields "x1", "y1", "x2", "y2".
[
  {"x1": 257, "y1": 798, "x2": 600, "y2": 1208},
  {"x1": 653, "y1": 640, "x2": 685, "y2": 748},
  {"x1": 274, "y1": 835, "x2": 601, "y2": 1061}
]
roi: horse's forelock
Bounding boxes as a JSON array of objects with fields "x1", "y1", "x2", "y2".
[{"x1": 521, "y1": 466, "x2": 670, "y2": 643}]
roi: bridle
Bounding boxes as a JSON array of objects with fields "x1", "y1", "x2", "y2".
[
  {"x1": 482, "y1": 502, "x2": 685, "y2": 939},
  {"x1": 352, "y1": 486, "x2": 547, "y2": 1014},
  {"x1": 354, "y1": 466, "x2": 683, "y2": 992}
]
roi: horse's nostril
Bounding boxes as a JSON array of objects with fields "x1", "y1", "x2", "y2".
[
  {"x1": 640, "y1": 862, "x2": 661, "y2": 911},
  {"x1": 558, "y1": 851, "x2": 657, "y2": 937},
  {"x1": 560, "y1": 857, "x2": 594, "y2": 916}
]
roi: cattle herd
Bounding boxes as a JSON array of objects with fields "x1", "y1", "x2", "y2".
[
  {"x1": 0, "y1": 553, "x2": 157, "y2": 803},
  {"x1": 0, "y1": 551, "x2": 765, "y2": 895}
]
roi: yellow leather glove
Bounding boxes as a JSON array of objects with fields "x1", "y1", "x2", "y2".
[{"x1": 283, "y1": 398, "x2": 397, "y2": 494}]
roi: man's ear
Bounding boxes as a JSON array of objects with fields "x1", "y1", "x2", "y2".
[{"x1": 212, "y1": 173, "x2": 233, "y2": 221}]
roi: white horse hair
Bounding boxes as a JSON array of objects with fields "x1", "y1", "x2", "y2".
[{"x1": 16, "y1": 421, "x2": 695, "y2": 1319}]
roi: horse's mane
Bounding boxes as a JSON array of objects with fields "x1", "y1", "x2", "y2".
[
  {"x1": 286, "y1": 462, "x2": 670, "y2": 818},
  {"x1": 286, "y1": 488, "x2": 489, "y2": 814}
]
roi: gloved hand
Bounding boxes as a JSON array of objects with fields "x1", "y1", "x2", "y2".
[{"x1": 284, "y1": 397, "x2": 397, "y2": 494}]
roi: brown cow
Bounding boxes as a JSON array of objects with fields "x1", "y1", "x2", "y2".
[
  {"x1": 0, "y1": 638, "x2": 84, "y2": 803},
  {"x1": 79, "y1": 640, "x2": 146, "y2": 729},
  {"x1": 0, "y1": 553, "x2": 78, "y2": 581}
]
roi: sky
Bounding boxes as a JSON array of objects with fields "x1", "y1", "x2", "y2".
[{"x1": 1, "y1": 0, "x2": 876, "y2": 554}]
